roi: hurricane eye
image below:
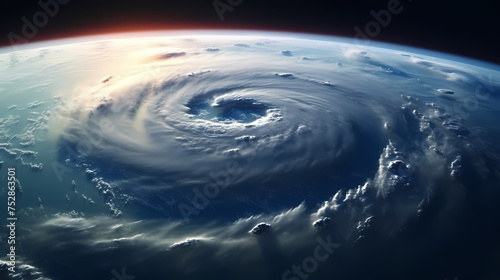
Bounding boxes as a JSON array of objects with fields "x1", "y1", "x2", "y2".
[{"x1": 186, "y1": 93, "x2": 271, "y2": 124}]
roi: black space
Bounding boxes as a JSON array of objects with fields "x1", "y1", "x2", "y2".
[{"x1": 0, "y1": 0, "x2": 499, "y2": 64}]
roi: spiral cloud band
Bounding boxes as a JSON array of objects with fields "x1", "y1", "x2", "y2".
[{"x1": 0, "y1": 32, "x2": 499, "y2": 279}]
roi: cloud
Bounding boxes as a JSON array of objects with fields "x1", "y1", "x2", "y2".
[
  {"x1": 2, "y1": 33, "x2": 498, "y2": 280},
  {"x1": 158, "y1": 52, "x2": 186, "y2": 59}
]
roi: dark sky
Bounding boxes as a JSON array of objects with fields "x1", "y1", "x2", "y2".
[{"x1": 0, "y1": 0, "x2": 499, "y2": 64}]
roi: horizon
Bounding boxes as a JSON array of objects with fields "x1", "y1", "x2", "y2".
[{"x1": 2, "y1": 29, "x2": 500, "y2": 71}]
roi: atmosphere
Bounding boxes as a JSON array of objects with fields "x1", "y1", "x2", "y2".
[{"x1": 1, "y1": 0, "x2": 499, "y2": 64}]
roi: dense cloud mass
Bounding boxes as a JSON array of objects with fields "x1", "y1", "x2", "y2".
[{"x1": 0, "y1": 32, "x2": 499, "y2": 280}]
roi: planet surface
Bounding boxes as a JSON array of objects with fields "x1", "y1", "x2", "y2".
[{"x1": 0, "y1": 31, "x2": 499, "y2": 280}]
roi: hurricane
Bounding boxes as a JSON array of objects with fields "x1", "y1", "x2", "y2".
[{"x1": 0, "y1": 31, "x2": 499, "y2": 280}]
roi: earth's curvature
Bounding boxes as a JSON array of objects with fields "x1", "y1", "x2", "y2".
[{"x1": 0, "y1": 31, "x2": 499, "y2": 280}]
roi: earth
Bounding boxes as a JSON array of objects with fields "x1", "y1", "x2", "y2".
[{"x1": 0, "y1": 31, "x2": 499, "y2": 280}]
